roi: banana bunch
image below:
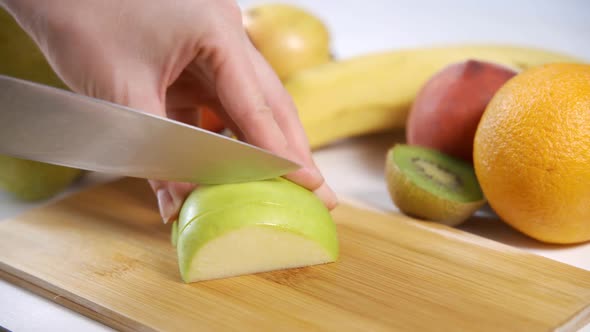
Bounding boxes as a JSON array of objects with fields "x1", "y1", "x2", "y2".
[{"x1": 283, "y1": 45, "x2": 582, "y2": 149}]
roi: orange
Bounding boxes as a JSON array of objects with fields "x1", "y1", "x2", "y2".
[{"x1": 473, "y1": 63, "x2": 590, "y2": 244}]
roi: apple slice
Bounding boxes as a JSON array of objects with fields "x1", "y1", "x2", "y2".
[{"x1": 174, "y1": 178, "x2": 339, "y2": 283}]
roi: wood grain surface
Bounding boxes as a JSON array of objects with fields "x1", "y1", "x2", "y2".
[{"x1": 0, "y1": 177, "x2": 589, "y2": 332}]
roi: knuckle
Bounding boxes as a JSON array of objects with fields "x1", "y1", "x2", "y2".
[
  {"x1": 234, "y1": 96, "x2": 273, "y2": 123},
  {"x1": 218, "y1": 0, "x2": 243, "y2": 24}
]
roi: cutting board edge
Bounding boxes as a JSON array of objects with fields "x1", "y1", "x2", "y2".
[
  {"x1": 557, "y1": 304, "x2": 590, "y2": 332},
  {"x1": 0, "y1": 262, "x2": 145, "y2": 332},
  {"x1": 3, "y1": 255, "x2": 590, "y2": 332}
]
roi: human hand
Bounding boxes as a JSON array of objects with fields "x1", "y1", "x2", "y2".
[{"x1": 2, "y1": 0, "x2": 338, "y2": 222}]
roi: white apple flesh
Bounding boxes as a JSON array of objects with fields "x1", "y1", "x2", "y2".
[
  {"x1": 174, "y1": 178, "x2": 339, "y2": 283},
  {"x1": 186, "y1": 225, "x2": 335, "y2": 281}
]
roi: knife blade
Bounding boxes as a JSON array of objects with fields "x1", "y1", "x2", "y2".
[{"x1": 0, "y1": 75, "x2": 301, "y2": 184}]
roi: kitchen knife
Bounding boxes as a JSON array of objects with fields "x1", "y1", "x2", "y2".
[{"x1": 0, "y1": 75, "x2": 301, "y2": 184}]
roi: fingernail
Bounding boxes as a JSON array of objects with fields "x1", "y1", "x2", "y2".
[
  {"x1": 314, "y1": 183, "x2": 339, "y2": 210},
  {"x1": 156, "y1": 188, "x2": 175, "y2": 224},
  {"x1": 169, "y1": 186, "x2": 187, "y2": 206}
]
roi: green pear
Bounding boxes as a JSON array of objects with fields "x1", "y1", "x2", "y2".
[
  {"x1": 0, "y1": 155, "x2": 83, "y2": 201},
  {"x1": 174, "y1": 177, "x2": 339, "y2": 283}
]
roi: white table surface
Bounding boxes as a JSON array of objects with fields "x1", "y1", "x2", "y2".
[{"x1": 1, "y1": 1, "x2": 589, "y2": 331}]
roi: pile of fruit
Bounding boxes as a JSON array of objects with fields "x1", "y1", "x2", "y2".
[
  {"x1": 236, "y1": 4, "x2": 590, "y2": 246},
  {"x1": 387, "y1": 62, "x2": 590, "y2": 246}
]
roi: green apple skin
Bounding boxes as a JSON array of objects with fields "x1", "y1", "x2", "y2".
[
  {"x1": 176, "y1": 178, "x2": 339, "y2": 282},
  {"x1": 0, "y1": 8, "x2": 68, "y2": 89},
  {"x1": 177, "y1": 177, "x2": 334, "y2": 232},
  {"x1": 0, "y1": 9, "x2": 83, "y2": 201},
  {"x1": 0, "y1": 155, "x2": 83, "y2": 201},
  {"x1": 171, "y1": 220, "x2": 178, "y2": 247}
]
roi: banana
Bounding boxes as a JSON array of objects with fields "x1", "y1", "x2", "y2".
[{"x1": 284, "y1": 44, "x2": 584, "y2": 150}]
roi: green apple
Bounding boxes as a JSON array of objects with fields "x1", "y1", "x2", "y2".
[
  {"x1": 0, "y1": 8, "x2": 68, "y2": 89},
  {"x1": 174, "y1": 177, "x2": 339, "y2": 283},
  {"x1": 0, "y1": 155, "x2": 83, "y2": 201},
  {"x1": 0, "y1": 9, "x2": 84, "y2": 201}
]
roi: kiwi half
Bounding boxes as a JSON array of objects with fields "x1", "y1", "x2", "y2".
[{"x1": 385, "y1": 144, "x2": 486, "y2": 226}]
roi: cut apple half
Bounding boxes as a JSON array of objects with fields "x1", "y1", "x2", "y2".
[
  {"x1": 183, "y1": 224, "x2": 335, "y2": 282},
  {"x1": 174, "y1": 178, "x2": 339, "y2": 283}
]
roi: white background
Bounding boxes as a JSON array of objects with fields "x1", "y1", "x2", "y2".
[{"x1": 1, "y1": 0, "x2": 589, "y2": 331}]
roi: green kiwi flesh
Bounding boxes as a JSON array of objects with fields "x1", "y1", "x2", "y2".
[{"x1": 385, "y1": 144, "x2": 486, "y2": 226}]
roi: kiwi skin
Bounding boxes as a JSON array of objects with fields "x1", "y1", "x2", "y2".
[{"x1": 385, "y1": 144, "x2": 486, "y2": 227}]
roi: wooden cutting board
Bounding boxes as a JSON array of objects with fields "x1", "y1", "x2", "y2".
[{"x1": 0, "y1": 178, "x2": 589, "y2": 331}]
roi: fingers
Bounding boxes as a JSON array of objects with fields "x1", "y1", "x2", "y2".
[
  {"x1": 124, "y1": 86, "x2": 200, "y2": 224},
  {"x1": 212, "y1": 45, "x2": 291, "y2": 158},
  {"x1": 165, "y1": 106, "x2": 200, "y2": 126},
  {"x1": 148, "y1": 180, "x2": 196, "y2": 224},
  {"x1": 209, "y1": 30, "x2": 337, "y2": 209},
  {"x1": 245, "y1": 42, "x2": 338, "y2": 209}
]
